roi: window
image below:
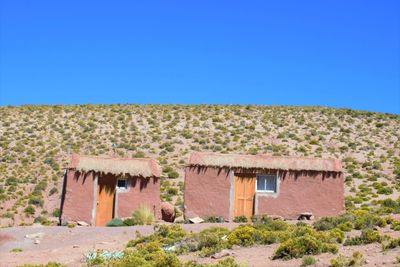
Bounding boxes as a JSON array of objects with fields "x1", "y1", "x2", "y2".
[
  {"x1": 117, "y1": 179, "x2": 128, "y2": 191},
  {"x1": 256, "y1": 175, "x2": 277, "y2": 192}
]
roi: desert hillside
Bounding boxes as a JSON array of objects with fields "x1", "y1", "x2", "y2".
[{"x1": 0, "y1": 105, "x2": 399, "y2": 226}]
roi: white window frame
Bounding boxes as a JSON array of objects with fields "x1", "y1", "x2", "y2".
[
  {"x1": 256, "y1": 174, "x2": 277, "y2": 193},
  {"x1": 116, "y1": 178, "x2": 128, "y2": 192}
]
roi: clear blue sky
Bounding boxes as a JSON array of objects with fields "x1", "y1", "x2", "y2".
[{"x1": 0, "y1": 1, "x2": 399, "y2": 114}]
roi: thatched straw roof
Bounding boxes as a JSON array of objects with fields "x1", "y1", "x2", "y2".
[
  {"x1": 188, "y1": 152, "x2": 342, "y2": 173},
  {"x1": 69, "y1": 154, "x2": 161, "y2": 177}
]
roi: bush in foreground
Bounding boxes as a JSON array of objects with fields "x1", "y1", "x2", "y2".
[
  {"x1": 273, "y1": 234, "x2": 338, "y2": 260},
  {"x1": 330, "y1": 251, "x2": 365, "y2": 267},
  {"x1": 343, "y1": 229, "x2": 381, "y2": 246}
]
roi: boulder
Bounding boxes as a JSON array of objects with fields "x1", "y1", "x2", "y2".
[{"x1": 161, "y1": 202, "x2": 175, "y2": 222}]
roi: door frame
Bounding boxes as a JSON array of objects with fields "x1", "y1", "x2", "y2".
[
  {"x1": 91, "y1": 174, "x2": 98, "y2": 225},
  {"x1": 231, "y1": 172, "x2": 256, "y2": 220},
  {"x1": 92, "y1": 173, "x2": 117, "y2": 226}
]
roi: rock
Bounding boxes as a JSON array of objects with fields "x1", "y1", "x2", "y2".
[
  {"x1": 298, "y1": 212, "x2": 313, "y2": 220},
  {"x1": 34, "y1": 239, "x2": 41, "y2": 244},
  {"x1": 161, "y1": 202, "x2": 175, "y2": 222},
  {"x1": 189, "y1": 217, "x2": 204, "y2": 224},
  {"x1": 211, "y1": 249, "x2": 231, "y2": 259},
  {"x1": 25, "y1": 232, "x2": 45, "y2": 239},
  {"x1": 73, "y1": 245, "x2": 79, "y2": 248},
  {"x1": 77, "y1": 220, "x2": 89, "y2": 226}
]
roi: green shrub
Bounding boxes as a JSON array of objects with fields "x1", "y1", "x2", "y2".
[
  {"x1": 10, "y1": 248, "x2": 23, "y2": 252},
  {"x1": 252, "y1": 216, "x2": 289, "y2": 231},
  {"x1": 380, "y1": 198, "x2": 400, "y2": 213},
  {"x1": 352, "y1": 210, "x2": 386, "y2": 230},
  {"x1": 196, "y1": 227, "x2": 231, "y2": 257},
  {"x1": 377, "y1": 187, "x2": 393, "y2": 195},
  {"x1": 204, "y1": 216, "x2": 225, "y2": 223},
  {"x1": 337, "y1": 221, "x2": 353, "y2": 232},
  {"x1": 390, "y1": 220, "x2": 400, "y2": 231},
  {"x1": 330, "y1": 251, "x2": 365, "y2": 267},
  {"x1": 123, "y1": 218, "x2": 135, "y2": 226},
  {"x1": 133, "y1": 151, "x2": 145, "y2": 158},
  {"x1": 233, "y1": 216, "x2": 247, "y2": 223},
  {"x1": 5, "y1": 177, "x2": 18, "y2": 186},
  {"x1": 382, "y1": 237, "x2": 400, "y2": 250},
  {"x1": 24, "y1": 205, "x2": 35, "y2": 215},
  {"x1": 127, "y1": 225, "x2": 188, "y2": 248},
  {"x1": 131, "y1": 205, "x2": 155, "y2": 225},
  {"x1": 313, "y1": 213, "x2": 355, "y2": 231},
  {"x1": 103, "y1": 242, "x2": 181, "y2": 267},
  {"x1": 227, "y1": 225, "x2": 257, "y2": 247},
  {"x1": 208, "y1": 257, "x2": 243, "y2": 267},
  {"x1": 167, "y1": 187, "x2": 178, "y2": 195},
  {"x1": 28, "y1": 196, "x2": 44, "y2": 207},
  {"x1": 49, "y1": 187, "x2": 58, "y2": 196},
  {"x1": 168, "y1": 171, "x2": 179, "y2": 179},
  {"x1": 301, "y1": 255, "x2": 316, "y2": 266},
  {"x1": 327, "y1": 228, "x2": 345, "y2": 243},
  {"x1": 273, "y1": 234, "x2": 338, "y2": 260},
  {"x1": 344, "y1": 229, "x2": 381, "y2": 246},
  {"x1": 106, "y1": 218, "x2": 125, "y2": 227},
  {"x1": 33, "y1": 216, "x2": 51, "y2": 225},
  {"x1": 52, "y1": 208, "x2": 60, "y2": 217}
]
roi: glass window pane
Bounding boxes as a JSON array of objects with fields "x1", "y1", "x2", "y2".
[
  {"x1": 257, "y1": 176, "x2": 265, "y2": 191},
  {"x1": 265, "y1": 176, "x2": 276, "y2": 192},
  {"x1": 117, "y1": 179, "x2": 127, "y2": 189}
]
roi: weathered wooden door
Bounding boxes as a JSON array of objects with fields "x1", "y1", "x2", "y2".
[
  {"x1": 234, "y1": 176, "x2": 255, "y2": 220},
  {"x1": 95, "y1": 175, "x2": 116, "y2": 226}
]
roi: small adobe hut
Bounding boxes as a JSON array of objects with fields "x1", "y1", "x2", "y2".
[
  {"x1": 184, "y1": 152, "x2": 344, "y2": 221},
  {"x1": 60, "y1": 154, "x2": 161, "y2": 226}
]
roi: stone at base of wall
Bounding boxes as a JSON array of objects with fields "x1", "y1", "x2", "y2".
[{"x1": 76, "y1": 220, "x2": 90, "y2": 226}]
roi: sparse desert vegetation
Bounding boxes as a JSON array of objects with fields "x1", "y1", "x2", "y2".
[
  {"x1": 0, "y1": 104, "x2": 399, "y2": 226},
  {"x1": 0, "y1": 104, "x2": 400, "y2": 266}
]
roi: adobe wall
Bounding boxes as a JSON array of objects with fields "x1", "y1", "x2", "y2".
[
  {"x1": 117, "y1": 177, "x2": 161, "y2": 219},
  {"x1": 256, "y1": 171, "x2": 344, "y2": 219},
  {"x1": 61, "y1": 170, "x2": 95, "y2": 224},
  {"x1": 184, "y1": 167, "x2": 232, "y2": 221}
]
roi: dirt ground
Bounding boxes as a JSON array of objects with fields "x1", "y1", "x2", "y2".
[
  {"x1": 1, "y1": 224, "x2": 400, "y2": 267},
  {"x1": 0, "y1": 223, "x2": 237, "y2": 266}
]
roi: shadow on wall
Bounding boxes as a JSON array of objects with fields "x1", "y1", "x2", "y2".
[
  {"x1": 188, "y1": 166, "x2": 340, "y2": 180},
  {"x1": 131, "y1": 176, "x2": 159, "y2": 191}
]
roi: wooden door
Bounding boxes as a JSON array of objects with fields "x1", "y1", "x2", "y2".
[
  {"x1": 95, "y1": 175, "x2": 116, "y2": 226},
  {"x1": 234, "y1": 176, "x2": 255, "y2": 220}
]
